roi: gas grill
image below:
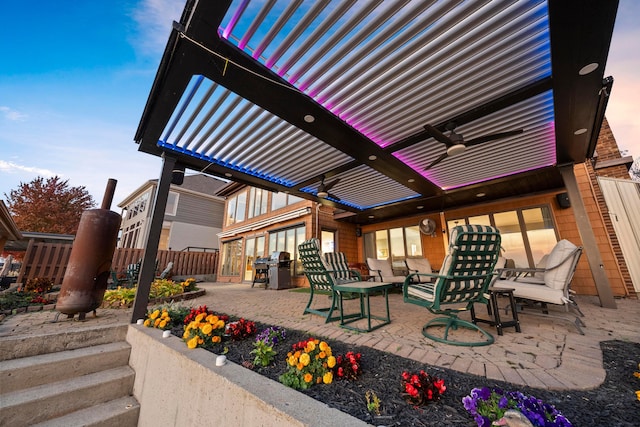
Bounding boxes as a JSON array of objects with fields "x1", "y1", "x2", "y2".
[
  {"x1": 251, "y1": 257, "x2": 270, "y2": 288},
  {"x1": 267, "y1": 251, "x2": 292, "y2": 290}
]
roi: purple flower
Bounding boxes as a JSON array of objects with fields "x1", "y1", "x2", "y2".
[
  {"x1": 498, "y1": 396, "x2": 509, "y2": 409},
  {"x1": 462, "y1": 396, "x2": 477, "y2": 412}
]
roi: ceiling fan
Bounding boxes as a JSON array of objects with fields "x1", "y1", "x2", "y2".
[
  {"x1": 316, "y1": 174, "x2": 340, "y2": 200},
  {"x1": 423, "y1": 123, "x2": 524, "y2": 170}
]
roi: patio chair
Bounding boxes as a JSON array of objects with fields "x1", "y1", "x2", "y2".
[
  {"x1": 323, "y1": 252, "x2": 361, "y2": 284},
  {"x1": 366, "y1": 258, "x2": 406, "y2": 285},
  {"x1": 299, "y1": 239, "x2": 393, "y2": 329},
  {"x1": 492, "y1": 239, "x2": 585, "y2": 334},
  {"x1": 403, "y1": 224, "x2": 502, "y2": 346},
  {"x1": 405, "y1": 257, "x2": 433, "y2": 283}
]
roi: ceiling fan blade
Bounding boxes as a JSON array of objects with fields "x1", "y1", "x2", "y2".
[
  {"x1": 327, "y1": 192, "x2": 341, "y2": 201},
  {"x1": 424, "y1": 125, "x2": 453, "y2": 146},
  {"x1": 424, "y1": 152, "x2": 448, "y2": 170},
  {"x1": 323, "y1": 178, "x2": 340, "y2": 192},
  {"x1": 464, "y1": 129, "x2": 524, "y2": 147}
]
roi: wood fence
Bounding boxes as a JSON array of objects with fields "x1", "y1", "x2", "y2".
[{"x1": 16, "y1": 241, "x2": 219, "y2": 285}]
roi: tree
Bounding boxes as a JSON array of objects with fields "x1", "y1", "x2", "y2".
[{"x1": 4, "y1": 176, "x2": 95, "y2": 234}]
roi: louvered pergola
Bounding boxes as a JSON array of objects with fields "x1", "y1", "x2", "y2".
[{"x1": 131, "y1": 0, "x2": 619, "y2": 319}]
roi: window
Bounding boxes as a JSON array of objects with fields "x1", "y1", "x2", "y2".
[
  {"x1": 321, "y1": 230, "x2": 335, "y2": 254},
  {"x1": 126, "y1": 191, "x2": 150, "y2": 220},
  {"x1": 364, "y1": 226, "x2": 423, "y2": 270},
  {"x1": 221, "y1": 239, "x2": 243, "y2": 276},
  {"x1": 271, "y1": 192, "x2": 304, "y2": 212},
  {"x1": 165, "y1": 192, "x2": 179, "y2": 216},
  {"x1": 247, "y1": 188, "x2": 268, "y2": 219},
  {"x1": 268, "y1": 224, "x2": 306, "y2": 275},
  {"x1": 447, "y1": 205, "x2": 558, "y2": 268},
  {"x1": 226, "y1": 190, "x2": 247, "y2": 226}
]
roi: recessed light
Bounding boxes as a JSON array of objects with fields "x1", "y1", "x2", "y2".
[
  {"x1": 578, "y1": 63, "x2": 599, "y2": 75},
  {"x1": 408, "y1": 178, "x2": 415, "y2": 183},
  {"x1": 574, "y1": 128, "x2": 587, "y2": 135},
  {"x1": 368, "y1": 215, "x2": 375, "y2": 219},
  {"x1": 303, "y1": 114, "x2": 315, "y2": 123},
  {"x1": 224, "y1": 173, "x2": 232, "y2": 177},
  {"x1": 368, "y1": 155, "x2": 377, "y2": 161},
  {"x1": 417, "y1": 205, "x2": 424, "y2": 209},
  {"x1": 476, "y1": 192, "x2": 486, "y2": 197}
]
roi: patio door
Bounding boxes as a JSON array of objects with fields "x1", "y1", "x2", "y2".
[{"x1": 243, "y1": 236, "x2": 265, "y2": 282}]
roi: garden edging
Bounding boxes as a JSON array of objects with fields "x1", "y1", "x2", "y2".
[{"x1": 127, "y1": 325, "x2": 370, "y2": 427}]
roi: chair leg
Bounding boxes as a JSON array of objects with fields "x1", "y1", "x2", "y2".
[{"x1": 422, "y1": 316, "x2": 494, "y2": 347}]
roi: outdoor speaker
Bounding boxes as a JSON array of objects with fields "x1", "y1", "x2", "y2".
[
  {"x1": 355, "y1": 227, "x2": 362, "y2": 237},
  {"x1": 556, "y1": 192, "x2": 571, "y2": 208}
]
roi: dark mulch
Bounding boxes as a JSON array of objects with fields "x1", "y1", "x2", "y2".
[{"x1": 172, "y1": 318, "x2": 640, "y2": 426}]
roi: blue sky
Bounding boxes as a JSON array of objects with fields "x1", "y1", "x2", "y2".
[{"x1": 1, "y1": 1, "x2": 639, "y2": 208}]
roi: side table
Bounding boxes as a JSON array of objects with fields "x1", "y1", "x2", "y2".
[
  {"x1": 333, "y1": 281, "x2": 393, "y2": 332},
  {"x1": 471, "y1": 287, "x2": 521, "y2": 336}
]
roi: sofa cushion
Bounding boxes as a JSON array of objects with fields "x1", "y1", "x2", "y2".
[{"x1": 544, "y1": 240, "x2": 578, "y2": 290}]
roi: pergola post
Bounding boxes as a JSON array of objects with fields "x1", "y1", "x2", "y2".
[
  {"x1": 558, "y1": 164, "x2": 616, "y2": 309},
  {"x1": 131, "y1": 154, "x2": 177, "y2": 322}
]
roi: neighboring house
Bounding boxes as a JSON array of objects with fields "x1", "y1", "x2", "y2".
[
  {"x1": 216, "y1": 119, "x2": 637, "y2": 298},
  {"x1": 118, "y1": 174, "x2": 227, "y2": 251}
]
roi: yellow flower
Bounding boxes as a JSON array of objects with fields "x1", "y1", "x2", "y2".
[
  {"x1": 299, "y1": 353, "x2": 311, "y2": 366},
  {"x1": 327, "y1": 356, "x2": 336, "y2": 368},
  {"x1": 306, "y1": 341, "x2": 316, "y2": 352},
  {"x1": 143, "y1": 319, "x2": 151, "y2": 327},
  {"x1": 201, "y1": 323, "x2": 213, "y2": 335},
  {"x1": 183, "y1": 330, "x2": 190, "y2": 339},
  {"x1": 319, "y1": 341, "x2": 329, "y2": 352},
  {"x1": 323, "y1": 372, "x2": 333, "y2": 384},
  {"x1": 206, "y1": 314, "x2": 218, "y2": 324},
  {"x1": 636, "y1": 390, "x2": 640, "y2": 401},
  {"x1": 187, "y1": 336, "x2": 198, "y2": 349},
  {"x1": 159, "y1": 320, "x2": 167, "y2": 329},
  {"x1": 216, "y1": 320, "x2": 225, "y2": 329},
  {"x1": 149, "y1": 309, "x2": 160, "y2": 320},
  {"x1": 154, "y1": 318, "x2": 161, "y2": 327},
  {"x1": 288, "y1": 355, "x2": 297, "y2": 366},
  {"x1": 303, "y1": 373, "x2": 313, "y2": 383},
  {"x1": 161, "y1": 311, "x2": 169, "y2": 319},
  {"x1": 195, "y1": 313, "x2": 206, "y2": 323}
]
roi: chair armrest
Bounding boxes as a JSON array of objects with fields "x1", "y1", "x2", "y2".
[
  {"x1": 369, "y1": 268, "x2": 383, "y2": 281},
  {"x1": 496, "y1": 267, "x2": 543, "y2": 279}
]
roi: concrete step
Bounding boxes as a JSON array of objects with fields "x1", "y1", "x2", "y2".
[
  {"x1": 32, "y1": 396, "x2": 140, "y2": 427},
  {"x1": 0, "y1": 365, "x2": 135, "y2": 427},
  {"x1": 1, "y1": 341, "x2": 132, "y2": 394},
  {"x1": 0, "y1": 324, "x2": 129, "y2": 361}
]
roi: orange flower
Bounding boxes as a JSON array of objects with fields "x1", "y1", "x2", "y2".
[{"x1": 304, "y1": 373, "x2": 313, "y2": 383}]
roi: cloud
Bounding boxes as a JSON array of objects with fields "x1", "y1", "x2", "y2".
[
  {"x1": 0, "y1": 160, "x2": 58, "y2": 178},
  {"x1": 0, "y1": 106, "x2": 27, "y2": 121},
  {"x1": 130, "y1": 0, "x2": 187, "y2": 55}
]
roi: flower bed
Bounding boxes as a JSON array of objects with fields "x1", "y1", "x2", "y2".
[{"x1": 131, "y1": 303, "x2": 640, "y2": 426}]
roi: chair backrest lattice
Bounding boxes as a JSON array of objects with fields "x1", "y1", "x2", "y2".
[
  {"x1": 323, "y1": 252, "x2": 356, "y2": 283},
  {"x1": 433, "y1": 225, "x2": 501, "y2": 307},
  {"x1": 298, "y1": 238, "x2": 334, "y2": 292}
]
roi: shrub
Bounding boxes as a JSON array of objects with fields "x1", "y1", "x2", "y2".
[{"x1": 24, "y1": 277, "x2": 53, "y2": 294}]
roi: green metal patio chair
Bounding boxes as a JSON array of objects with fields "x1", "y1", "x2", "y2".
[
  {"x1": 403, "y1": 224, "x2": 502, "y2": 346},
  {"x1": 298, "y1": 238, "x2": 342, "y2": 322}
]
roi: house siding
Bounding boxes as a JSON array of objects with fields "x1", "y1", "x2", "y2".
[{"x1": 171, "y1": 192, "x2": 225, "y2": 228}]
